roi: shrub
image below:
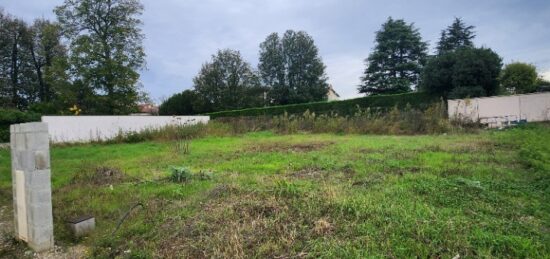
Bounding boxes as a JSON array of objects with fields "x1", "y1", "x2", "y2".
[
  {"x1": 0, "y1": 109, "x2": 41, "y2": 142},
  {"x1": 159, "y1": 90, "x2": 201, "y2": 115},
  {"x1": 170, "y1": 166, "x2": 193, "y2": 183},
  {"x1": 500, "y1": 62, "x2": 538, "y2": 94},
  {"x1": 169, "y1": 167, "x2": 214, "y2": 183},
  {"x1": 207, "y1": 92, "x2": 436, "y2": 118},
  {"x1": 195, "y1": 170, "x2": 214, "y2": 181}
]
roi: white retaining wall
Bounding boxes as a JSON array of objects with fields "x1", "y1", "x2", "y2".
[
  {"x1": 42, "y1": 116, "x2": 210, "y2": 143},
  {"x1": 448, "y1": 92, "x2": 550, "y2": 128}
]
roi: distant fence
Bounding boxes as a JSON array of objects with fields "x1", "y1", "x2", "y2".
[
  {"x1": 448, "y1": 92, "x2": 550, "y2": 128},
  {"x1": 42, "y1": 116, "x2": 209, "y2": 143}
]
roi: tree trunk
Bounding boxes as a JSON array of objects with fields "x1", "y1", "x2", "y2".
[
  {"x1": 30, "y1": 43, "x2": 46, "y2": 102},
  {"x1": 10, "y1": 34, "x2": 19, "y2": 108}
]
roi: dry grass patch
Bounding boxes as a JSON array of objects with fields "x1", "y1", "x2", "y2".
[
  {"x1": 243, "y1": 141, "x2": 334, "y2": 153},
  {"x1": 70, "y1": 166, "x2": 132, "y2": 186},
  {"x1": 157, "y1": 185, "x2": 330, "y2": 258}
]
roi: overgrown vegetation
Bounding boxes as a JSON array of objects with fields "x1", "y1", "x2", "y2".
[
  {"x1": 0, "y1": 123, "x2": 548, "y2": 257},
  {"x1": 109, "y1": 101, "x2": 454, "y2": 145}
]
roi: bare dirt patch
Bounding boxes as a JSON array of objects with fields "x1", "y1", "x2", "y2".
[
  {"x1": 244, "y1": 141, "x2": 334, "y2": 153},
  {"x1": 70, "y1": 166, "x2": 131, "y2": 186}
]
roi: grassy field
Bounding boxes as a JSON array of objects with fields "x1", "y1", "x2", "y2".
[{"x1": 0, "y1": 124, "x2": 549, "y2": 258}]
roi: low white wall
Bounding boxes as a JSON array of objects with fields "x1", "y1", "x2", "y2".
[
  {"x1": 448, "y1": 92, "x2": 550, "y2": 127},
  {"x1": 42, "y1": 116, "x2": 210, "y2": 143}
]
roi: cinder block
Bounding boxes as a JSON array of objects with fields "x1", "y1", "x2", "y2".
[
  {"x1": 17, "y1": 122, "x2": 48, "y2": 133},
  {"x1": 26, "y1": 170, "x2": 51, "y2": 189},
  {"x1": 28, "y1": 226, "x2": 54, "y2": 252},
  {"x1": 34, "y1": 151, "x2": 50, "y2": 170},
  {"x1": 17, "y1": 151, "x2": 35, "y2": 171},
  {"x1": 26, "y1": 133, "x2": 50, "y2": 151},
  {"x1": 28, "y1": 190, "x2": 52, "y2": 205},
  {"x1": 14, "y1": 133, "x2": 26, "y2": 151},
  {"x1": 67, "y1": 216, "x2": 95, "y2": 237}
]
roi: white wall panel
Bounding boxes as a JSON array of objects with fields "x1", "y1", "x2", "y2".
[
  {"x1": 448, "y1": 92, "x2": 550, "y2": 127},
  {"x1": 42, "y1": 116, "x2": 209, "y2": 143}
]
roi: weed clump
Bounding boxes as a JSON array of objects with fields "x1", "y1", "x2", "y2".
[
  {"x1": 169, "y1": 166, "x2": 214, "y2": 183},
  {"x1": 170, "y1": 167, "x2": 193, "y2": 183}
]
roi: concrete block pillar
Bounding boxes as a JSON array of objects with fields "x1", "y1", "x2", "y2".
[{"x1": 10, "y1": 122, "x2": 54, "y2": 252}]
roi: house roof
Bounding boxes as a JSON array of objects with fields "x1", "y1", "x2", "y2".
[{"x1": 328, "y1": 85, "x2": 340, "y2": 97}]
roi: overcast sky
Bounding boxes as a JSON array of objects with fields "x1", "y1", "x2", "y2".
[{"x1": 2, "y1": 0, "x2": 550, "y2": 102}]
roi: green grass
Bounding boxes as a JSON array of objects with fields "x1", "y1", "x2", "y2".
[{"x1": 0, "y1": 124, "x2": 549, "y2": 258}]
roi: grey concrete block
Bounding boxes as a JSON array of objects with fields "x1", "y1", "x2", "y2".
[
  {"x1": 17, "y1": 122, "x2": 48, "y2": 133},
  {"x1": 26, "y1": 133, "x2": 50, "y2": 151},
  {"x1": 67, "y1": 216, "x2": 95, "y2": 237},
  {"x1": 17, "y1": 151, "x2": 35, "y2": 171},
  {"x1": 34, "y1": 151, "x2": 50, "y2": 170},
  {"x1": 28, "y1": 226, "x2": 54, "y2": 252},
  {"x1": 27, "y1": 170, "x2": 51, "y2": 187},
  {"x1": 27, "y1": 171, "x2": 51, "y2": 191},
  {"x1": 28, "y1": 190, "x2": 52, "y2": 205},
  {"x1": 14, "y1": 133, "x2": 27, "y2": 151}
]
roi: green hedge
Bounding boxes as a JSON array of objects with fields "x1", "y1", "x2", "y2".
[
  {"x1": 208, "y1": 92, "x2": 438, "y2": 118},
  {"x1": 0, "y1": 109, "x2": 41, "y2": 142}
]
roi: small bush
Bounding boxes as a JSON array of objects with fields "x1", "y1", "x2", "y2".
[
  {"x1": 195, "y1": 170, "x2": 214, "y2": 181},
  {"x1": 169, "y1": 167, "x2": 214, "y2": 183},
  {"x1": 170, "y1": 166, "x2": 193, "y2": 183}
]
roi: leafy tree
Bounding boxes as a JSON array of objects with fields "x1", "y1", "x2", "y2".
[
  {"x1": 500, "y1": 62, "x2": 538, "y2": 94},
  {"x1": 159, "y1": 90, "x2": 200, "y2": 115},
  {"x1": 437, "y1": 18, "x2": 475, "y2": 54},
  {"x1": 420, "y1": 47, "x2": 502, "y2": 98},
  {"x1": 259, "y1": 30, "x2": 328, "y2": 105},
  {"x1": 193, "y1": 49, "x2": 265, "y2": 112},
  {"x1": 28, "y1": 19, "x2": 68, "y2": 103},
  {"x1": 55, "y1": 0, "x2": 146, "y2": 114},
  {"x1": 359, "y1": 17, "x2": 428, "y2": 95},
  {"x1": 535, "y1": 77, "x2": 550, "y2": 92},
  {"x1": 0, "y1": 11, "x2": 35, "y2": 109}
]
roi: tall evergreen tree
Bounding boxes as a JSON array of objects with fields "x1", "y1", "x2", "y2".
[
  {"x1": 436, "y1": 18, "x2": 475, "y2": 54},
  {"x1": 259, "y1": 30, "x2": 328, "y2": 105},
  {"x1": 359, "y1": 17, "x2": 428, "y2": 95},
  {"x1": 193, "y1": 49, "x2": 264, "y2": 112},
  {"x1": 55, "y1": 0, "x2": 146, "y2": 114}
]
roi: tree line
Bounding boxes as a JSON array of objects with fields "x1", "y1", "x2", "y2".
[
  {"x1": 1, "y1": 0, "x2": 147, "y2": 115},
  {"x1": 162, "y1": 17, "x2": 549, "y2": 115},
  {"x1": 160, "y1": 30, "x2": 329, "y2": 115}
]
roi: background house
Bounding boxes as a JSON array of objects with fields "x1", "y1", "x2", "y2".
[
  {"x1": 327, "y1": 85, "x2": 340, "y2": 101},
  {"x1": 137, "y1": 103, "x2": 159, "y2": 115}
]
